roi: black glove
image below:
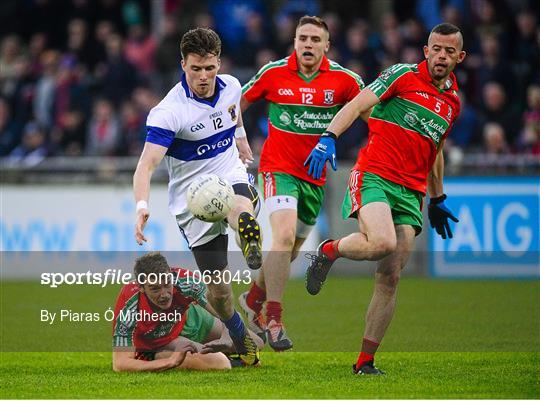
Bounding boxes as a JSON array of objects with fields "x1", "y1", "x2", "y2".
[{"x1": 428, "y1": 194, "x2": 459, "y2": 239}]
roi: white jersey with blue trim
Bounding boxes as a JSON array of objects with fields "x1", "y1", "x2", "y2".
[{"x1": 146, "y1": 74, "x2": 245, "y2": 216}]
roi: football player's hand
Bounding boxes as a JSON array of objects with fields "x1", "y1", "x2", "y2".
[
  {"x1": 135, "y1": 208, "x2": 149, "y2": 245},
  {"x1": 428, "y1": 194, "x2": 459, "y2": 239},
  {"x1": 304, "y1": 132, "x2": 337, "y2": 180},
  {"x1": 236, "y1": 136, "x2": 254, "y2": 166}
]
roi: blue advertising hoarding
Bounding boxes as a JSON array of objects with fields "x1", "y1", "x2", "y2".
[{"x1": 430, "y1": 177, "x2": 539, "y2": 278}]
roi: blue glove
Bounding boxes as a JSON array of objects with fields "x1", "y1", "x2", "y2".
[
  {"x1": 304, "y1": 132, "x2": 337, "y2": 180},
  {"x1": 428, "y1": 194, "x2": 459, "y2": 239}
]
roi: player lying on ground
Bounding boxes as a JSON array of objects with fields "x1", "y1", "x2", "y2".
[
  {"x1": 238, "y1": 15, "x2": 366, "y2": 351},
  {"x1": 304, "y1": 22, "x2": 465, "y2": 375},
  {"x1": 133, "y1": 28, "x2": 262, "y2": 365},
  {"x1": 112, "y1": 252, "x2": 263, "y2": 372}
]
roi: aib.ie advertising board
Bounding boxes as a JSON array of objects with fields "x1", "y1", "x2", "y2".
[{"x1": 430, "y1": 177, "x2": 539, "y2": 278}]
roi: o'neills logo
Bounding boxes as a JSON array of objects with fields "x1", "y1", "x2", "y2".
[
  {"x1": 196, "y1": 137, "x2": 232, "y2": 156},
  {"x1": 293, "y1": 110, "x2": 333, "y2": 130}
]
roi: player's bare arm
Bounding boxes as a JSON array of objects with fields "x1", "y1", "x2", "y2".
[
  {"x1": 240, "y1": 96, "x2": 251, "y2": 112},
  {"x1": 327, "y1": 88, "x2": 380, "y2": 138},
  {"x1": 235, "y1": 110, "x2": 254, "y2": 165},
  {"x1": 133, "y1": 142, "x2": 167, "y2": 245},
  {"x1": 427, "y1": 138, "x2": 459, "y2": 239},
  {"x1": 112, "y1": 343, "x2": 195, "y2": 372},
  {"x1": 427, "y1": 140, "x2": 446, "y2": 198}
]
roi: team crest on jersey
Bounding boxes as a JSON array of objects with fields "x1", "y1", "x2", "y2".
[
  {"x1": 228, "y1": 104, "x2": 237, "y2": 122},
  {"x1": 324, "y1": 90, "x2": 335, "y2": 105}
]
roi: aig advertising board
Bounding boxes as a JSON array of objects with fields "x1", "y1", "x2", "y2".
[{"x1": 430, "y1": 177, "x2": 539, "y2": 278}]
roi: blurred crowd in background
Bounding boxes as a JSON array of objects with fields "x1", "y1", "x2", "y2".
[{"x1": 0, "y1": 0, "x2": 539, "y2": 169}]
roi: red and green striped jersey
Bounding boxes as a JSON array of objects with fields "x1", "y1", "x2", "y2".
[
  {"x1": 112, "y1": 267, "x2": 207, "y2": 350},
  {"x1": 242, "y1": 51, "x2": 364, "y2": 186},
  {"x1": 356, "y1": 60, "x2": 461, "y2": 194}
]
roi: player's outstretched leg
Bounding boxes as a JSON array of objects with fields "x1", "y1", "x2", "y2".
[
  {"x1": 221, "y1": 310, "x2": 260, "y2": 366},
  {"x1": 238, "y1": 291, "x2": 267, "y2": 343},
  {"x1": 305, "y1": 239, "x2": 339, "y2": 295},
  {"x1": 237, "y1": 211, "x2": 262, "y2": 270}
]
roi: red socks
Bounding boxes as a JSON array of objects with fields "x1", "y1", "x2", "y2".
[
  {"x1": 246, "y1": 283, "x2": 282, "y2": 323},
  {"x1": 355, "y1": 338, "x2": 380, "y2": 368},
  {"x1": 246, "y1": 282, "x2": 266, "y2": 314},
  {"x1": 266, "y1": 301, "x2": 282, "y2": 323},
  {"x1": 322, "y1": 239, "x2": 341, "y2": 261}
]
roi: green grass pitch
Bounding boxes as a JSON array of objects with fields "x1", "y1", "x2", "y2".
[{"x1": 1, "y1": 277, "x2": 539, "y2": 398}]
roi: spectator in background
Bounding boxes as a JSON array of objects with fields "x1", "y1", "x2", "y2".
[
  {"x1": 8, "y1": 121, "x2": 48, "y2": 166},
  {"x1": 27, "y1": 33, "x2": 48, "y2": 79},
  {"x1": 124, "y1": 24, "x2": 157, "y2": 77},
  {"x1": 54, "y1": 55, "x2": 89, "y2": 127},
  {"x1": 0, "y1": 98, "x2": 21, "y2": 156},
  {"x1": 155, "y1": 15, "x2": 182, "y2": 91},
  {"x1": 118, "y1": 100, "x2": 145, "y2": 156},
  {"x1": 483, "y1": 122, "x2": 509, "y2": 155},
  {"x1": 65, "y1": 19, "x2": 100, "y2": 72},
  {"x1": 0, "y1": 35, "x2": 23, "y2": 100},
  {"x1": 512, "y1": 10, "x2": 538, "y2": 91},
  {"x1": 51, "y1": 108, "x2": 86, "y2": 156},
  {"x1": 96, "y1": 34, "x2": 138, "y2": 106},
  {"x1": 94, "y1": 20, "x2": 117, "y2": 66},
  {"x1": 518, "y1": 84, "x2": 540, "y2": 154},
  {"x1": 236, "y1": 11, "x2": 269, "y2": 66},
  {"x1": 341, "y1": 22, "x2": 378, "y2": 82},
  {"x1": 447, "y1": 91, "x2": 478, "y2": 148},
  {"x1": 475, "y1": 32, "x2": 515, "y2": 97},
  {"x1": 33, "y1": 50, "x2": 61, "y2": 129},
  {"x1": 478, "y1": 81, "x2": 521, "y2": 145},
  {"x1": 86, "y1": 98, "x2": 120, "y2": 156},
  {"x1": 402, "y1": 18, "x2": 426, "y2": 48},
  {"x1": 272, "y1": 14, "x2": 296, "y2": 56}
]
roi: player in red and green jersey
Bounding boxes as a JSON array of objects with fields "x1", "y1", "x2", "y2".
[
  {"x1": 305, "y1": 23, "x2": 466, "y2": 375},
  {"x1": 112, "y1": 252, "x2": 263, "y2": 372},
  {"x1": 239, "y1": 16, "x2": 365, "y2": 351}
]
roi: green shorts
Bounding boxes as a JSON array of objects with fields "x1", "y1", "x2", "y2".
[
  {"x1": 180, "y1": 303, "x2": 216, "y2": 344},
  {"x1": 341, "y1": 171, "x2": 423, "y2": 234},
  {"x1": 259, "y1": 172, "x2": 324, "y2": 226}
]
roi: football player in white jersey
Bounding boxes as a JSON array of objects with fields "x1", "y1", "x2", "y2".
[{"x1": 133, "y1": 28, "x2": 261, "y2": 365}]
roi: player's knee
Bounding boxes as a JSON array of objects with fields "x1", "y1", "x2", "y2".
[
  {"x1": 376, "y1": 271, "x2": 401, "y2": 292},
  {"x1": 272, "y1": 227, "x2": 296, "y2": 251},
  {"x1": 370, "y1": 236, "x2": 397, "y2": 259},
  {"x1": 208, "y1": 353, "x2": 232, "y2": 370},
  {"x1": 207, "y1": 287, "x2": 233, "y2": 307}
]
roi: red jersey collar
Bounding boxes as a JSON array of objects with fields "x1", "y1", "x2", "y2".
[
  {"x1": 288, "y1": 51, "x2": 330, "y2": 72},
  {"x1": 417, "y1": 60, "x2": 459, "y2": 92}
]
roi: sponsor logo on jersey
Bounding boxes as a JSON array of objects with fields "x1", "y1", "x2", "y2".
[
  {"x1": 404, "y1": 111, "x2": 420, "y2": 125},
  {"x1": 324, "y1": 90, "x2": 334, "y2": 105},
  {"x1": 228, "y1": 104, "x2": 237, "y2": 122},
  {"x1": 299, "y1": 87, "x2": 316, "y2": 93},
  {"x1": 196, "y1": 137, "x2": 233, "y2": 156},
  {"x1": 278, "y1": 88, "x2": 294, "y2": 96},
  {"x1": 280, "y1": 111, "x2": 292, "y2": 125},
  {"x1": 190, "y1": 123, "x2": 205, "y2": 132},
  {"x1": 293, "y1": 110, "x2": 333, "y2": 130}
]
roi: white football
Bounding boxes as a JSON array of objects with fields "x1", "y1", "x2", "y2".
[{"x1": 187, "y1": 174, "x2": 235, "y2": 222}]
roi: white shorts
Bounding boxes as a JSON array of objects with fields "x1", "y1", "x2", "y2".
[{"x1": 175, "y1": 162, "x2": 250, "y2": 248}]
